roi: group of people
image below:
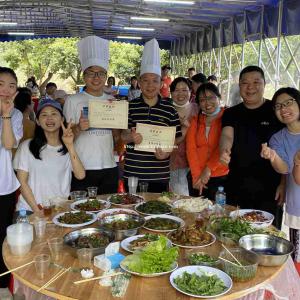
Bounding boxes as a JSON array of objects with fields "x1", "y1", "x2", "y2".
[
  {"x1": 1, "y1": 34, "x2": 300, "y2": 289},
  {"x1": 103, "y1": 75, "x2": 142, "y2": 101}
]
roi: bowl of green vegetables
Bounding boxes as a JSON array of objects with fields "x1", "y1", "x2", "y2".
[
  {"x1": 219, "y1": 247, "x2": 259, "y2": 282},
  {"x1": 208, "y1": 216, "x2": 256, "y2": 243},
  {"x1": 186, "y1": 252, "x2": 220, "y2": 268},
  {"x1": 135, "y1": 201, "x2": 173, "y2": 215},
  {"x1": 170, "y1": 265, "x2": 232, "y2": 298}
]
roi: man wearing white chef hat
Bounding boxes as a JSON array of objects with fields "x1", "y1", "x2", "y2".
[
  {"x1": 121, "y1": 38, "x2": 182, "y2": 192},
  {"x1": 63, "y1": 35, "x2": 119, "y2": 193}
]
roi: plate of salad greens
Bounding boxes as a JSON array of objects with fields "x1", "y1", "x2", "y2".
[
  {"x1": 121, "y1": 234, "x2": 172, "y2": 253},
  {"x1": 170, "y1": 266, "x2": 232, "y2": 298},
  {"x1": 120, "y1": 236, "x2": 179, "y2": 277}
]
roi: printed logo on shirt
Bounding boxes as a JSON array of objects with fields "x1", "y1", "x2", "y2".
[{"x1": 88, "y1": 128, "x2": 111, "y2": 136}]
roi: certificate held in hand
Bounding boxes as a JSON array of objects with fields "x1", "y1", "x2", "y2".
[
  {"x1": 134, "y1": 123, "x2": 176, "y2": 153},
  {"x1": 88, "y1": 100, "x2": 128, "y2": 129}
]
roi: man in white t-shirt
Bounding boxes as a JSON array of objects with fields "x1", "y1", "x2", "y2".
[{"x1": 63, "y1": 36, "x2": 118, "y2": 193}]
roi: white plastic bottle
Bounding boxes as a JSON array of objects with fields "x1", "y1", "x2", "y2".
[
  {"x1": 16, "y1": 209, "x2": 29, "y2": 224},
  {"x1": 215, "y1": 186, "x2": 226, "y2": 214}
]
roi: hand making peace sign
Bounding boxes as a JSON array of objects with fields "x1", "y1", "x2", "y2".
[
  {"x1": 61, "y1": 120, "x2": 74, "y2": 147},
  {"x1": 0, "y1": 91, "x2": 18, "y2": 117}
]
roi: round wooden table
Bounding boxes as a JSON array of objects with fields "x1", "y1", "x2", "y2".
[{"x1": 3, "y1": 193, "x2": 287, "y2": 300}]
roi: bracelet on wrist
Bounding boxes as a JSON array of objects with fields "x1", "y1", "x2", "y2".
[{"x1": 1, "y1": 116, "x2": 11, "y2": 119}]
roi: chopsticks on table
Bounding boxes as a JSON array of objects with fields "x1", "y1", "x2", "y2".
[
  {"x1": 221, "y1": 244, "x2": 246, "y2": 270},
  {"x1": 37, "y1": 266, "x2": 71, "y2": 292},
  {"x1": 0, "y1": 261, "x2": 34, "y2": 277},
  {"x1": 73, "y1": 271, "x2": 123, "y2": 285},
  {"x1": 218, "y1": 256, "x2": 243, "y2": 268}
]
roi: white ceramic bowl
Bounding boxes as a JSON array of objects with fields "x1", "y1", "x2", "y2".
[
  {"x1": 70, "y1": 199, "x2": 111, "y2": 213},
  {"x1": 143, "y1": 215, "x2": 185, "y2": 233},
  {"x1": 52, "y1": 211, "x2": 97, "y2": 228},
  {"x1": 170, "y1": 265, "x2": 232, "y2": 298},
  {"x1": 97, "y1": 208, "x2": 139, "y2": 219},
  {"x1": 230, "y1": 209, "x2": 274, "y2": 229},
  {"x1": 120, "y1": 261, "x2": 178, "y2": 277}
]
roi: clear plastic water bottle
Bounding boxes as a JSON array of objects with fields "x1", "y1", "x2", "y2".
[
  {"x1": 16, "y1": 209, "x2": 29, "y2": 224},
  {"x1": 215, "y1": 186, "x2": 226, "y2": 214}
]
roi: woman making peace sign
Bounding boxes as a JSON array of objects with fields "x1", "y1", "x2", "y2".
[{"x1": 14, "y1": 99, "x2": 85, "y2": 216}]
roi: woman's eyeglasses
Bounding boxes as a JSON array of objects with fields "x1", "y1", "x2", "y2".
[{"x1": 273, "y1": 98, "x2": 296, "y2": 111}]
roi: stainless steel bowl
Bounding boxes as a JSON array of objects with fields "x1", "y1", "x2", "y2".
[
  {"x1": 98, "y1": 213, "x2": 145, "y2": 241},
  {"x1": 239, "y1": 234, "x2": 294, "y2": 266},
  {"x1": 63, "y1": 227, "x2": 114, "y2": 257}
]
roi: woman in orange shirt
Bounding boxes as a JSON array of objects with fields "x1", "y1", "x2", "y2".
[{"x1": 186, "y1": 83, "x2": 228, "y2": 200}]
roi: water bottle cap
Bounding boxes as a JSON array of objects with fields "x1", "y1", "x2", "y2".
[
  {"x1": 19, "y1": 210, "x2": 27, "y2": 216},
  {"x1": 218, "y1": 186, "x2": 224, "y2": 192}
]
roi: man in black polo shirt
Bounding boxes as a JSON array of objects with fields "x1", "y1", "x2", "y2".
[
  {"x1": 121, "y1": 39, "x2": 181, "y2": 192},
  {"x1": 219, "y1": 66, "x2": 284, "y2": 228}
]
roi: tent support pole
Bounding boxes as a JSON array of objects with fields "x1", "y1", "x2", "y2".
[
  {"x1": 258, "y1": 5, "x2": 264, "y2": 67},
  {"x1": 241, "y1": 10, "x2": 246, "y2": 69},
  {"x1": 275, "y1": 0, "x2": 283, "y2": 91}
]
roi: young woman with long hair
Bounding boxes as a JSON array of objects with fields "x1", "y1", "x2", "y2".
[{"x1": 14, "y1": 99, "x2": 85, "y2": 215}]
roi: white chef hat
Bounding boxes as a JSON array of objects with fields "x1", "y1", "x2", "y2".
[
  {"x1": 77, "y1": 35, "x2": 109, "y2": 71},
  {"x1": 140, "y1": 38, "x2": 161, "y2": 77}
]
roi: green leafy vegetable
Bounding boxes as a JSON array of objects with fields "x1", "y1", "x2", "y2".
[
  {"x1": 174, "y1": 271, "x2": 227, "y2": 296},
  {"x1": 122, "y1": 236, "x2": 178, "y2": 274},
  {"x1": 188, "y1": 253, "x2": 218, "y2": 265},
  {"x1": 209, "y1": 217, "x2": 256, "y2": 241},
  {"x1": 161, "y1": 191, "x2": 176, "y2": 198},
  {"x1": 137, "y1": 201, "x2": 172, "y2": 214}
]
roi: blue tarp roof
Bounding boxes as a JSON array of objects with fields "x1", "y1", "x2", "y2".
[{"x1": 0, "y1": 1, "x2": 298, "y2": 51}]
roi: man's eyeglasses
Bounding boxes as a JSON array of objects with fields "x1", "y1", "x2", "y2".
[
  {"x1": 84, "y1": 71, "x2": 107, "y2": 78},
  {"x1": 273, "y1": 98, "x2": 296, "y2": 111},
  {"x1": 198, "y1": 96, "x2": 218, "y2": 103}
]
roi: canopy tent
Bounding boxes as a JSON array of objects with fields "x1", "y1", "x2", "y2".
[
  {"x1": 171, "y1": 0, "x2": 300, "y2": 55},
  {"x1": 0, "y1": 0, "x2": 297, "y2": 50}
]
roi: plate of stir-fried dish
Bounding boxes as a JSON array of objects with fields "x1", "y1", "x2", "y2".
[{"x1": 53, "y1": 211, "x2": 97, "y2": 228}]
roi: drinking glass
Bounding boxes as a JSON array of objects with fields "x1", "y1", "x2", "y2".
[
  {"x1": 128, "y1": 176, "x2": 138, "y2": 194},
  {"x1": 33, "y1": 217, "x2": 47, "y2": 239},
  {"x1": 87, "y1": 187, "x2": 98, "y2": 200},
  {"x1": 77, "y1": 248, "x2": 93, "y2": 269},
  {"x1": 48, "y1": 237, "x2": 63, "y2": 261},
  {"x1": 34, "y1": 254, "x2": 50, "y2": 279}
]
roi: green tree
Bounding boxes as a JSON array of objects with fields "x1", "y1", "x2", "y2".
[
  {"x1": 50, "y1": 38, "x2": 83, "y2": 89},
  {"x1": 108, "y1": 42, "x2": 169, "y2": 84},
  {"x1": 0, "y1": 39, "x2": 57, "y2": 84},
  {"x1": 0, "y1": 38, "x2": 171, "y2": 88},
  {"x1": 109, "y1": 42, "x2": 143, "y2": 84}
]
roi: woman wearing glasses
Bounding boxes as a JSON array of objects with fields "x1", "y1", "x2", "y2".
[
  {"x1": 186, "y1": 82, "x2": 228, "y2": 200},
  {"x1": 169, "y1": 77, "x2": 198, "y2": 195},
  {"x1": 261, "y1": 87, "x2": 300, "y2": 271}
]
